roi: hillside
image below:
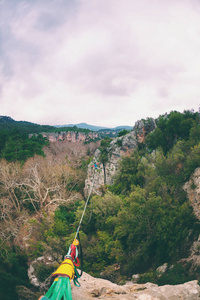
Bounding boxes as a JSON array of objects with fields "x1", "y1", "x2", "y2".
[
  {"x1": 84, "y1": 110, "x2": 200, "y2": 281},
  {"x1": 0, "y1": 116, "x2": 100, "y2": 162},
  {"x1": 0, "y1": 116, "x2": 95, "y2": 134},
  {"x1": 0, "y1": 116, "x2": 132, "y2": 162},
  {"x1": 0, "y1": 115, "x2": 55, "y2": 133},
  {"x1": 1, "y1": 110, "x2": 200, "y2": 299},
  {"x1": 0, "y1": 115, "x2": 132, "y2": 136}
]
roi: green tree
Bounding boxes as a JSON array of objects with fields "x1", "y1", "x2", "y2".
[
  {"x1": 118, "y1": 130, "x2": 129, "y2": 137},
  {"x1": 115, "y1": 187, "x2": 196, "y2": 274},
  {"x1": 146, "y1": 110, "x2": 199, "y2": 154},
  {"x1": 1, "y1": 133, "x2": 48, "y2": 162},
  {"x1": 110, "y1": 151, "x2": 145, "y2": 195},
  {"x1": 99, "y1": 138, "x2": 111, "y2": 184}
]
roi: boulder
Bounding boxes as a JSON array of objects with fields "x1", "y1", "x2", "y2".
[{"x1": 156, "y1": 263, "x2": 168, "y2": 277}]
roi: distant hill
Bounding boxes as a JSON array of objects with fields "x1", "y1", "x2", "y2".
[
  {"x1": 0, "y1": 116, "x2": 55, "y2": 134},
  {"x1": 0, "y1": 116, "x2": 15, "y2": 123},
  {"x1": 0, "y1": 116, "x2": 132, "y2": 134},
  {"x1": 54, "y1": 122, "x2": 133, "y2": 131}
]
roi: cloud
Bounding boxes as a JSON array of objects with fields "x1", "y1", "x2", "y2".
[{"x1": 0, "y1": 0, "x2": 200, "y2": 126}]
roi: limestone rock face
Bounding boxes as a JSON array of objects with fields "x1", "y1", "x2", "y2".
[
  {"x1": 84, "y1": 118, "x2": 156, "y2": 196},
  {"x1": 29, "y1": 131, "x2": 99, "y2": 143},
  {"x1": 28, "y1": 255, "x2": 58, "y2": 288},
  {"x1": 156, "y1": 263, "x2": 168, "y2": 277},
  {"x1": 182, "y1": 168, "x2": 200, "y2": 279},
  {"x1": 134, "y1": 118, "x2": 156, "y2": 144},
  {"x1": 72, "y1": 272, "x2": 200, "y2": 300},
  {"x1": 183, "y1": 167, "x2": 200, "y2": 220}
]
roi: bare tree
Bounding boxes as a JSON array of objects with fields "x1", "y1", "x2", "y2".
[
  {"x1": 0, "y1": 153, "x2": 83, "y2": 252},
  {"x1": 0, "y1": 160, "x2": 22, "y2": 212},
  {"x1": 0, "y1": 140, "x2": 98, "y2": 254},
  {"x1": 18, "y1": 155, "x2": 83, "y2": 214}
]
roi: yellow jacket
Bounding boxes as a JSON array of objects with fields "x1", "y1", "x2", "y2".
[{"x1": 52, "y1": 258, "x2": 75, "y2": 279}]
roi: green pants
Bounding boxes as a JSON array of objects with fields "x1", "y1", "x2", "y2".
[{"x1": 44, "y1": 276, "x2": 72, "y2": 300}]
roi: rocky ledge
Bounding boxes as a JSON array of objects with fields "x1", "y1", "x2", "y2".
[{"x1": 72, "y1": 272, "x2": 200, "y2": 300}]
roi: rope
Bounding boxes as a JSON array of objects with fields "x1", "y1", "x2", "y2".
[
  {"x1": 38, "y1": 167, "x2": 98, "y2": 300},
  {"x1": 74, "y1": 169, "x2": 95, "y2": 240},
  {"x1": 85, "y1": 195, "x2": 93, "y2": 226}
]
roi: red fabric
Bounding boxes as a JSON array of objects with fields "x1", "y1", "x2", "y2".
[
  {"x1": 70, "y1": 244, "x2": 76, "y2": 261},
  {"x1": 69, "y1": 243, "x2": 80, "y2": 266},
  {"x1": 74, "y1": 257, "x2": 80, "y2": 267}
]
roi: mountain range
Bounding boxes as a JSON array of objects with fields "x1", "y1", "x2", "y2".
[
  {"x1": 0, "y1": 116, "x2": 132, "y2": 132},
  {"x1": 54, "y1": 122, "x2": 133, "y2": 131}
]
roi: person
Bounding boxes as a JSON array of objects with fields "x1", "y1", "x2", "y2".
[
  {"x1": 38, "y1": 239, "x2": 80, "y2": 300},
  {"x1": 92, "y1": 162, "x2": 100, "y2": 170},
  {"x1": 50, "y1": 239, "x2": 80, "y2": 282}
]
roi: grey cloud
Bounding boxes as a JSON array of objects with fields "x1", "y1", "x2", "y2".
[
  {"x1": 158, "y1": 87, "x2": 170, "y2": 98},
  {"x1": 0, "y1": 0, "x2": 79, "y2": 77},
  {"x1": 34, "y1": 0, "x2": 79, "y2": 31},
  {"x1": 0, "y1": 0, "x2": 200, "y2": 126},
  {"x1": 35, "y1": 12, "x2": 65, "y2": 31}
]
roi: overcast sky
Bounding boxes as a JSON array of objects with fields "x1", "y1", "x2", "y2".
[{"x1": 0, "y1": 0, "x2": 200, "y2": 127}]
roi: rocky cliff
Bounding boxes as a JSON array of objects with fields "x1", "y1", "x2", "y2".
[
  {"x1": 30, "y1": 131, "x2": 99, "y2": 143},
  {"x1": 84, "y1": 118, "x2": 156, "y2": 196},
  {"x1": 184, "y1": 168, "x2": 200, "y2": 221},
  {"x1": 181, "y1": 169, "x2": 200, "y2": 279}
]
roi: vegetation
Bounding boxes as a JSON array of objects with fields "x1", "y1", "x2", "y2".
[
  {"x1": 99, "y1": 138, "x2": 112, "y2": 184},
  {"x1": 0, "y1": 242, "x2": 30, "y2": 300},
  {"x1": 0, "y1": 123, "x2": 99, "y2": 298},
  {"x1": 0, "y1": 117, "x2": 99, "y2": 163},
  {"x1": 146, "y1": 110, "x2": 199, "y2": 154},
  {"x1": 80, "y1": 110, "x2": 200, "y2": 280},
  {"x1": 54, "y1": 125, "x2": 92, "y2": 134},
  {"x1": 118, "y1": 129, "x2": 130, "y2": 137},
  {"x1": 0, "y1": 117, "x2": 93, "y2": 135},
  {"x1": 0, "y1": 131, "x2": 48, "y2": 163},
  {"x1": 0, "y1": 116, "x2": 55, "y2": 134},
  {"x1": 0, "y1": 110, "x2": 200, "y2": 299}
]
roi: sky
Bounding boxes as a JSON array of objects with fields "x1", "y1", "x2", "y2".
[{"x1": 0, "y1": 0, "x2": 200, "y2": 127}]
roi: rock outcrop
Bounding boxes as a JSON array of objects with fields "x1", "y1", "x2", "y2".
[
  {"x1": 183, "y1": 167, "x2": 200, "y2": 220},
  {"x1": 181, "y1": 168, "x2": 200, "y2": 280},
  {"x1": 22, "y1": 270, "x2": 200, "y2": 300},
  {"x1": 29, "y1": 131, "x2": 99, "y2": 143},
  {"x1": 71, "y1": 272, "x2": 200, "y2": 300},
  {"x1": 84, "y1": 118, "x2": 156, "y2": 196},
  {"x1": 28, "y1": 255, "x2": 59, "y2": 289}
]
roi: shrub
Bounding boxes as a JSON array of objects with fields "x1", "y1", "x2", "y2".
[
  {"x1": 157, "y1": 263, "x2": 195, "y2": 285},
  {"x1": 34, "y1": 262, "x2": 56, "y2": 282}
]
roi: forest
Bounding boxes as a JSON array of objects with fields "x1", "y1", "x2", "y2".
[{"x1": 0, "y1": 110, "x2": 200, "y2": 299}]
